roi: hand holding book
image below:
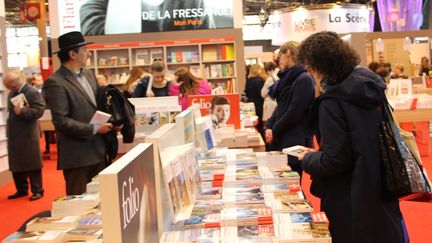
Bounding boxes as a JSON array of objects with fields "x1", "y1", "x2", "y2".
[{"x1": 282, "y1": 145, "x2": 316, "y2": 160}]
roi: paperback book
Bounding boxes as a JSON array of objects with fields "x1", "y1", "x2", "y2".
[
  {"x1": 220, "y1": 224, "x2": 274, "y2": 243},
  {"x1": 26, "y1": 216, "x2": 79, "y2": 232},
  {"x1": 282, "y1": 145, "x2": 316, "y2": 158}
]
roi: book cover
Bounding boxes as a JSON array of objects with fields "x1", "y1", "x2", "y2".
[
  {"x1": 10, "y1": 93, "x2": 28, "y2": 109},
  {"x1": 90, "y1": 111, "x2": 111, "y2": 124},
  {"x1": 202, "y1": 45, "x2": 218, "y2": 61},
  {"x1": 188, "y1": 94, "x2": 241, "y2": 129},
  {"x1": 135, "y1": 49, "x2": 149, "y2": 65},
  {"x1": 282, "y1": 145, "x2": 316, "y2": 158},
  {"x1": 150, "y1": 48, "x2": 163, "y2": 61}
]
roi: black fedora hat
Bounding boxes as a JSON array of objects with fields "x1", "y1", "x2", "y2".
[{"x1": 53, "y1": 31, "x2": 93, "y2": 54}]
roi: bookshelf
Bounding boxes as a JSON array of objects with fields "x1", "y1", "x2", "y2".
[
  {"x1": 86, "y1": 38, "x2": 238, "y2": 93},
  {"x1": 0, "y1": 2, "x2": 9, "y2": 186}
]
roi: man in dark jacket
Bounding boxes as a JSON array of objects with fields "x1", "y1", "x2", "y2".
[
  {"x1": 43, "y1": 31, "x2": 113, "y2": 195},
  {"x1": 266, "y1": 41, "x2": 315, "y2": 179},
  {"x1": 4, "y1": 71, "x2": 46, "y2": 201}
]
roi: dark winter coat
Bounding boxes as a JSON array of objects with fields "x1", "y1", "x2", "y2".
[
  {"x1": 7, "y1": 83, "x2": 45, "y2": 172},
  {"x1": 266, "y1": 66, "x2": 315, "y2": 173},
  {"x1": 302, "y1": 67, "x2": 405, "y2": 243},
  {"x1": 98, "y1": 85, "x2": 136, "y2": 163},
  {"x1": 244, "y1": 76, "x2": 265, "y2": 120},
  {"x1": 133, "y1": 76, "x2": 171, "y2": 97}
]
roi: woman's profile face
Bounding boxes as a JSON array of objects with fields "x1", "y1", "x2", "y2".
[{"x1": 213, "y1": 104, "x2": 230, "y2": 124}]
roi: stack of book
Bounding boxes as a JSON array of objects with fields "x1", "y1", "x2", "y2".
[
  {"x1": 2, "y1": 231, "x2": 64, "y2": 243},
  {"x1": 51, "y1": 194, "x2": 100, "y2": 217},
  {"x1": 160, "y1": 149, "x2": 331, "y2": 242},
  {"x1": 63, "y1": 228, "x2": 103, "y2": 242},
  {"x1": 25, "y1": 216, "x2": 79, "y2": 232}
]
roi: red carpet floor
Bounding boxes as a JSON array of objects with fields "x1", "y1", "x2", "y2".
[{"x1": 1, "y1": 143, "x2": 432, "y2": 242}]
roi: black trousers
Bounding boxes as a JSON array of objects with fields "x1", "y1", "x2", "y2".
[
  {"x1": 63, "y1": 162, "x2": 105, "y2": 195},
  {"x1": 44, "y1": 131, "x2": 50, "y2": 152},
  {"x1": 12, "y1": 169, "x2": 43, "y2": 194}
]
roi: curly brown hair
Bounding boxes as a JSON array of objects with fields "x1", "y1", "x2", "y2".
[{"x1": 298, "y1": 31, "x2": 360, "y2": 84}]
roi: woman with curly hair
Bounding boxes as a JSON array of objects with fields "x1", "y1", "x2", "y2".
[{"x1": 297, "y1": 31, "x2": 407, "y2": 243}]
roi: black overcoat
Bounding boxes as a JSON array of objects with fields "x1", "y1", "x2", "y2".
[
  {"x1": 7, "y1": 83, "x2": 45, "y2": 172},
  {"x1": 266, "y1": 66, "x2": 315, "y2": 173},
  {"x1": 302, "y1": 67, "x2": 405, "y2": 243}
]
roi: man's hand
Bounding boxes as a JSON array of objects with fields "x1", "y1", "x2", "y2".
[
  {"x1": 97, "y1": 123, "x2": 112, "y2": 134},
  {"x1": 13, "y1": 106, "x2": 21, "y2": 115},
  {"x1": 265, "y1": 129, "x2": 273, "y2": 143},
  {"x1": 113, "y1": 124, "x2": 124, "y2": 132}
]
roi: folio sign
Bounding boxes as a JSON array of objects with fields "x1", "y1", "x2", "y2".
[{"x1": 272, "y1": 5, "x2": 372, "y2": 44}]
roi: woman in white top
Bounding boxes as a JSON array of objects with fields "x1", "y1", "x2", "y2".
[{"x1": 261, "y1": 53, "x2": 279, "y2": 123}]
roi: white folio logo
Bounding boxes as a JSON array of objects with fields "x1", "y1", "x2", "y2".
[{"x1": 122, "y1": 176, "x2": 140, "y2": 229}]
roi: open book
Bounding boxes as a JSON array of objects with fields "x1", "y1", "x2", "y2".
[
  {"x1": 10, "y1": 93, "x2": 28, "y2": 109},
  {"x1": 282, "y1": 145, "x2": 315, "y2": 158}
]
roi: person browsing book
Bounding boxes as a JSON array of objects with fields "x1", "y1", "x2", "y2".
[
  {"x1": 43, "y1": 31, "x2": 117, "y2": 195},
  {"x1": 133, "y1": 60, "x2": 171, "y2": 97},
  {"x1": 297, "y1": 31, "x2": 407, "y2": 243},
  {"x1": 265, "y1": 41, "x2": 315, "y2": 179},
  {"x1": 169, "y1": 67, "x2": 211, "y2": 110},
  {"x1": 4, "y1": 71, "x2": 46, "y2": 201}
]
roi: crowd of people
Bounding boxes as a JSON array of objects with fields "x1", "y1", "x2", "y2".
[{"x1": 5, "y1": 29, "x2": 427, "y2": 242}]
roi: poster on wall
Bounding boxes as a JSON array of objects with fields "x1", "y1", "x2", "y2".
[
  {"x1": 187, "y1": 93, "x2": 240, "y2": 129},
  {"x1": 54, "y1": 0, "x2": 233, "y2": 37}
]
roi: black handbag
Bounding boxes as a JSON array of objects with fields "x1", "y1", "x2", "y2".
[{"x1": 378, "y1": 100, "x2": 431, "y2": 199}]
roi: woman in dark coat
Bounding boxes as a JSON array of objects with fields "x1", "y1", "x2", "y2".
[
  {"x1": 298, "y1": 31, "x2": 407, "y2": 243},
  {"x1": 265, "y1": 41, "x2": 315, "y2": 178},
  {"x1": 244, "y1": 64, "x2": 267, "y2": 137}
]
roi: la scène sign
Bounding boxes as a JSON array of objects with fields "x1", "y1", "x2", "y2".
[{"x1": 272, "y1": 5, "x2": 372, "y2": 44}]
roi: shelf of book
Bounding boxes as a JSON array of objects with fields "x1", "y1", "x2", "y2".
[
  {"x1": 167, "y1": 62, "x2": 201, "y2": 65},
  {"x1": 0, "y1": 14, "x2": 8, "y2": 181},
  {"x1": 202, "y1": 59, "x2": 236, "y2": 64},
  {"x1": 97, "y1": 65, "x2": 130, "y2": 69},
  {"x1": 86, "y1": 37, "x2": 239, "y2": 93}
]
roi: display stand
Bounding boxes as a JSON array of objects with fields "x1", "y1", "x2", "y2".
[
  {"x1": 0, "y1": 1, "x2": 10, "y2": 186},
  {"x1": 394, "y1": 109, "x2": 432, "y2": 122},
  {"x1": 98, "y1": 143, "x2": 159, "y2": 243},
  {"x1": 145, "y1": 124, "x2": 185, "y2": 237}
]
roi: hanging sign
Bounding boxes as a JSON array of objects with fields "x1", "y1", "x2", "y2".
[{"x1": 272, "y1": 5, "x2": 373, "y2": 45}]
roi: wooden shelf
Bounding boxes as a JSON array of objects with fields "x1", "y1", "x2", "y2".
[
  {"x1": 132, "y1": 64, "x2": 152, "y2": 67},
  {"x1": 166, "y1": 62, "x2": 200, "y2": 65},
  {"x1": 393, "y1": 109, "x2": 432, "y2": 122},
  {"x1": 97, "y1": 65, "x2": 130, "y2": 69},
  {"x1": 207, "y1": 77, "x2": 236, "y2": 80},
  {"x1": 202, "y1": 59, "x2": 236, "y2": 64}
]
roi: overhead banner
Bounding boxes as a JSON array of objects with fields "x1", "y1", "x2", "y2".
[
  {"x1": 272, "y1": 5, "x2": 373, "y2": 45},
  {"x1": 54, "y1": 0, "x2": 233, "y2": 37}
]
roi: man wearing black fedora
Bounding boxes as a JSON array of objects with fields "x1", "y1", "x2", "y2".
[{"x1": 43, "y1": 31, "x2": 113, "y2": 195}]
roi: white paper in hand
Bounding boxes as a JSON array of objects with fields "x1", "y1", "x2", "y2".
[
  {"x1": 282, "y1": 145, "x2": 315, "y2": 158},
  {"x1": 146, "y1": 76, "x2": 153, "y2": 95},
  {"x1": 10, "y1": 93, "x2": 28, "y2": 109},
  {"x1": 90, "y1": 111, "x2": 111, "y2": 124}
]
